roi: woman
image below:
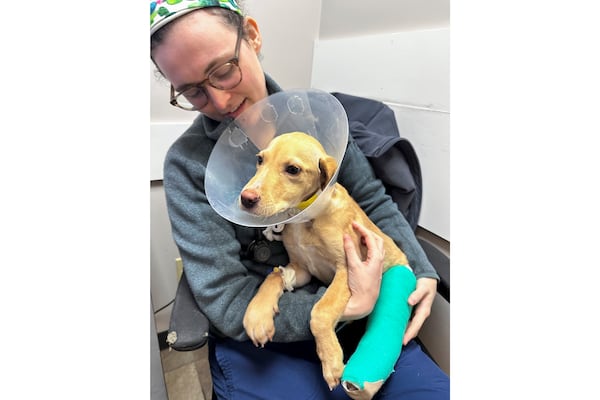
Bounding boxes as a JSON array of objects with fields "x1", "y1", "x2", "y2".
[{"x1": 151, "y1": 1, "x2": 449, "y2": 398}]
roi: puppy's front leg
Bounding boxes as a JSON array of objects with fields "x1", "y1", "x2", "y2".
[
  {"x1": 243, "y1": 263, "x2": 310, "y2": 347},
  {"x1": 311, "y1": 267, "x2": 351, "y2": 390}
]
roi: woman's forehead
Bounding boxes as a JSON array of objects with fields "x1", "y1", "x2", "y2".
[
  {"x1": 153, "y1": 12, "x2": 237, "y2": 85},
  {"x1": 172, "y1": 9, "x2": 234, "y2": 38}
]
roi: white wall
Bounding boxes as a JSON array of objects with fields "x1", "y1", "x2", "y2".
[
  {"x1": 319, "y1": 0, "x2": 449, "y2": 39},
  {"x1": 150, "y1": 181, "x2": 181, "y2": 332},
  {"x1": 311, "y1": 28, "x2": 450, "y2": 239},
  {"x1": 314, "y1": 1, "x2": 450, "y2": 240}
]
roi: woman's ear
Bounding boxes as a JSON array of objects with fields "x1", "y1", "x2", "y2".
[{"x1": 244, "y1": 17, "x2": 262, "y2": 54}]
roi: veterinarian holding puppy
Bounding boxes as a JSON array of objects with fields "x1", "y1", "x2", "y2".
[{"x1": 151, "y1": 1, "x2": 449, "y2": 398}]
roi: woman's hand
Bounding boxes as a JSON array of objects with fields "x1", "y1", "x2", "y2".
[
  {"x1": 341, "y1": 221, "x2": 385, "y2": 321},
  {"x1": 402, "y1": 277, "x2": 438, "y2": 345},
  {"x1": 339, "y1": 220, "x2": 438, "y2": 343}
]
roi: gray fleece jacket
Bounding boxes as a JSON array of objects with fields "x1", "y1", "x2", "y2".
[{"x1": 163, "y1": 74, "x2": 439, "y2": 343}]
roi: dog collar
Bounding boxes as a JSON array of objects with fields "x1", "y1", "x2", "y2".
[{"x1": 297, "y1": 191, "x2": 319, "y2": 211}]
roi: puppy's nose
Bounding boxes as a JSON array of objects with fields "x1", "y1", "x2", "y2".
[{"x1": 240, "y1": 189, "x2": 260, "y2": 209}]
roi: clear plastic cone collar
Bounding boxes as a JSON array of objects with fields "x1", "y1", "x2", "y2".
[{"x1": 205, "y1": 89, "x2": 349, "y2": 227}]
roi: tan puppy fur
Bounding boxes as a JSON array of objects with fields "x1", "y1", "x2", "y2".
[{"x1": 240, "y1": 132, "x2": 409, "y2": 390}]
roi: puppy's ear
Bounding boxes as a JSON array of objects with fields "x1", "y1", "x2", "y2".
[{"x1": 318, "y1": 156, "x2": 338, "y2": 190}]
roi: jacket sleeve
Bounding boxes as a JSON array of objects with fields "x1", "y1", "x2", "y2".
[
  {"x1": 163, "y1": 129, "x2": 324, "y2": 343},
  {"x1": 334, "y1": 92, "x2": 422, "y2": 230},
  {"x1": 337, "y1": 137, "x2": 439, "y2": 281}
]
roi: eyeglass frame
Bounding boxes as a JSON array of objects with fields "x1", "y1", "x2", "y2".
[{"x1": 169, "y1": 20, "x2": 244, "y2": 111}]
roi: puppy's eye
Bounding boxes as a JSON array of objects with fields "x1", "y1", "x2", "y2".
[
  {"x1": 256, "y1": 155, "x2": 263, "y2": 165},
  {"x1": 286, "y1": 165, "x2": 300, "y2": 175}
]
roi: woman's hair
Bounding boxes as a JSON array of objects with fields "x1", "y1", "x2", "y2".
[{"x1": 151, "y1": 3, "x2": 246, "y2": 53}]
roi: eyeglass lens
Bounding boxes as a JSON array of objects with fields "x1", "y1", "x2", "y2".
[{"x1": 174, "y1": 61, "x2": 242, "y2": 110}]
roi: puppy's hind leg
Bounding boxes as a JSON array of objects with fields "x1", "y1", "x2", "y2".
[{"x1": 310, "y1": 267, "x2": 351, "y2": 390}]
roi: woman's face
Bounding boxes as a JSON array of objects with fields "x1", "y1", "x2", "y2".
[{"x1": 152, "y1": 11, "x2": 268, "y2": 121}]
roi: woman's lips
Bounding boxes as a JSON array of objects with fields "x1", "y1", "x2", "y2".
[{"x1": 226, "y1": 99, "x2": 246, "y2": 119}]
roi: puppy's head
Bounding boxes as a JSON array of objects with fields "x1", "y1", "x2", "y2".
[{"x1": 239, "y1": 132, "x2": 338, "y2": 217}]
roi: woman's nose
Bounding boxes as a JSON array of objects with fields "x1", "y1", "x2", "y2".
[{"x1": 205, "y1": 86, "x2": 233, "y2": 112}]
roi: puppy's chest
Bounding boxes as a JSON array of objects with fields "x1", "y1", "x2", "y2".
[{"x1": 282, "y1": 223, "x2": 342, "y2": 284}]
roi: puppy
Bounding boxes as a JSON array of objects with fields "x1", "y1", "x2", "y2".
[{"x1": 240, "y1": 131, "x2": 411, "y2": 391}]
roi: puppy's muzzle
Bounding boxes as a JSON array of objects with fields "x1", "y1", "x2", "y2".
[{"x1": 240, "y1": 189, "x2": 260, "y2": 210}]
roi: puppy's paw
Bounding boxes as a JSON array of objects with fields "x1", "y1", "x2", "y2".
[
  {"x1": 321, "y1": 351, "x2": 345, "y2": 390},
  {"x1": 243, "y1": 301, "x2": 278, "y2": 347}
]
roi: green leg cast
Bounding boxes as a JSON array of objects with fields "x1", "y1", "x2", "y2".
[{"x1": 341, "y1": 265, "x2": 417, "y2": 400}]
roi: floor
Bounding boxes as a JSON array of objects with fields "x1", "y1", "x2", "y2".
[{"x1": 160, "y1": 345, "x2": 213, "y2": 400}]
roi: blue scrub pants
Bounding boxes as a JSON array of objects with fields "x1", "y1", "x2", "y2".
[{"x1": 208, "y1": 330, "x2": 449, "y2": 399}]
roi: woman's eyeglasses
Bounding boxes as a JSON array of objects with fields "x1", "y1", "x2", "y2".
[{"x1": 169, "y1": 22, "x2": 244, "y2": 111}]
